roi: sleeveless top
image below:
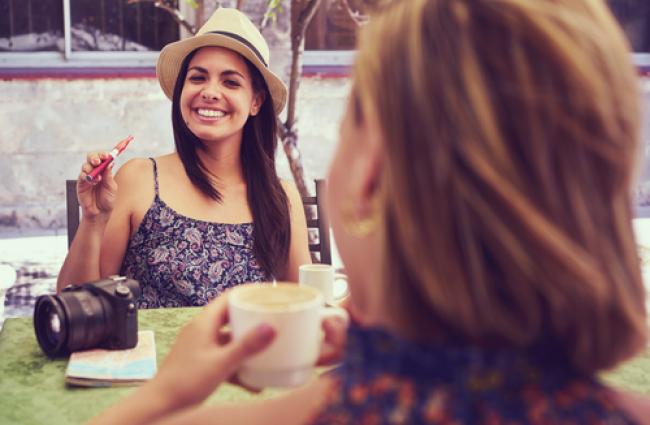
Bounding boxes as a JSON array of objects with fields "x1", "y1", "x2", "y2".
[
  {"x1": 309, "y1": 325, "x2": 637, "y2": 424},
  {"x1": 120, "y1": 158, "x2": 271, "y2": 308}
]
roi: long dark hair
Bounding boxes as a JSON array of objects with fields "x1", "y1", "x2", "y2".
[{"x1": 171, "y1": 48, "x2": 290, "y2": 278}]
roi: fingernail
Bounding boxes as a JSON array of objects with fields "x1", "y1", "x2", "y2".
[
  {"x1": 256, "y1": 323, "x2": 275, "y2": 342},
  {"x1": 331, "y1": 316, "x2": 347, "y2": 327}
]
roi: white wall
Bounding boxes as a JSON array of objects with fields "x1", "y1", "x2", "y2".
[{"x1": 0, "y1": 75, "x2": 349, "y2": 235}]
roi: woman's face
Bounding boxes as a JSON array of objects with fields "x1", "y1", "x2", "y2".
[{"x1": 180, "y1": 46, "x2": 264, "y2": 145}]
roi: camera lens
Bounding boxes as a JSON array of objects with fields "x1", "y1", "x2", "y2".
[
  {"x1": 34, "y1": 295, "x2": 68, "y2": 357},
  {"x1": 34, "y1": 288, "x2": 112, "y2": 357}
]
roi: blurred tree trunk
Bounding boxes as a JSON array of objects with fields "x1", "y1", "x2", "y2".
[{"x1": 278, "y1": 0, "x2": 321, "y2": 198}]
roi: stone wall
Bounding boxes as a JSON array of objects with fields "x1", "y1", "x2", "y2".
[{"x1": 0, "y1": 75, "x2": 349, "y2": 235}]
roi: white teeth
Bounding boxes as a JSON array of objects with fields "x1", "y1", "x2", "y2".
[{"x1": 197, "y1": 109, "x2": 226, "y2": 118}]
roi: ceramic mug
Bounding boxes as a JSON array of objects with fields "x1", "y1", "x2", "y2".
[
  {"x1": 228, "y1": 283, "x2": 348, "y2": 389},
  {"x1": 298, "y1": 264, "x2": 349, "y2": 305}
]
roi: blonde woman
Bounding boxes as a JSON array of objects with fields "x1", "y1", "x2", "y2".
[{"x1": 93, "y1": 0, "x2": 650, "y2": 423}]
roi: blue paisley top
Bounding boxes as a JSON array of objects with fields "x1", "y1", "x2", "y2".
[
  {"x1": 310, "y1": 325, "x2": 637, "y2": 424},
  {"x1": 120, "y1": 158, "x2": 271, "y2": 308}
]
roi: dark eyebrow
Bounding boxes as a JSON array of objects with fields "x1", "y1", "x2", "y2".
[
  {"x1": 188, "y1": 66, "x2": 208, "y2": 73},
  {"x1": 187, "y1": 66, "x2": 245, "y2": 79},
  {"x1": 221, "y1": 69, "x2": 245, "y2": 79}
]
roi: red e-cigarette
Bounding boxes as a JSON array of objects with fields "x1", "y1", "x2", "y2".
[{"x1": 85, "y1": 135, "x2": 134, "y2": 182}]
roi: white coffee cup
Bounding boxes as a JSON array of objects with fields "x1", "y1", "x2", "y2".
[
  {"x1": 228, "y1": 283, "x2": 348, "y2": 389},
  {"x1": 298, "y1": 264, "x2": 349, "y2": 305}
]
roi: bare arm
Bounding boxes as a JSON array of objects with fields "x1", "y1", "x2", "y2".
[
  {"x1": 57, "y1": 158, "x2": 150, "y2": 291},
  {"x1": 279, "y1": 180, "x2": 312, "y2": 282},
  {"x1": 57, "y1": 152, "x2": 119, "y2": 290},
  {"x1": 98, "y1": 159, "x2": 154, "y2": 278},
  {"x1": 90, "y1": 367, "x2": 331, "y2": 425},
  {"x1": 149, "y1": 378, "x2": 333, "y2": 425}
]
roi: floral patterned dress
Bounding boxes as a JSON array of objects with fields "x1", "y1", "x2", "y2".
[
  {"x1": 309, "y1": 325, "x2": 638, "y2": 424},
  {"x1": 120, "y1": 159, "x2": 271, "y2": 308}
]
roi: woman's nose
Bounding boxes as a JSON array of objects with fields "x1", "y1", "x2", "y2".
[{"x1": 201, "y1": 88, "x2": 221, "y2": 101}]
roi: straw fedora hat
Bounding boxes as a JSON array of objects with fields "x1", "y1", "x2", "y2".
[{"x1": 156, "y1": 8, "x2": 287, "y2": 114}]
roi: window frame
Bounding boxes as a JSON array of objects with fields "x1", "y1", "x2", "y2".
[
  {"x1": 303, "y1": 50, "x2": 354, "y2": 67},
  {"x1": 0, "y1": 0, "x2": 191, "y2": 69},
  {"x1": 6, "y1": 2, "x2": 642, "y2": 74}
]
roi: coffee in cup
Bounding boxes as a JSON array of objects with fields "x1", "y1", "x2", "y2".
[{"x1": 228, "y1": 283, "x2": 348, "y2": 389}]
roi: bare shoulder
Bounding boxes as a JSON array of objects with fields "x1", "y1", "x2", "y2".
[
  {"x1": 610, "y1": 389, "x2": 650, "y2": 424},
  {"x1": 113, "y1": 157, "x2": 156, "y2": 202},
  {"x1": 114, "y1": 157, "x2": 154, "y2": 183}
]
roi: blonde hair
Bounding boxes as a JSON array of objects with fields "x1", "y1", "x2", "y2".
[{"x1": 354, "y1": 0, "x2": 647, "y2": 372}]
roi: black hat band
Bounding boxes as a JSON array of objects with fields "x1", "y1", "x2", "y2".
[{"x1": 207, "y1": 30, "x2": 268, "y2": 68}]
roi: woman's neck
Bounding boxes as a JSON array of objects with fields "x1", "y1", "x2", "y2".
[{"x1": 196, "y1": 139, "x2": 245, "y2": 187}]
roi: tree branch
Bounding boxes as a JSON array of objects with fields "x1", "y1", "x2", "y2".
[
  {"x1": 127, "y1": 0, "x2": 197, "y2": 35},
  {"x1": 340, "y1": 0, "x2": 369, "y2": 26},
  {"x1": 286, "y1": 0, "x2": 321, "y2": 132}
]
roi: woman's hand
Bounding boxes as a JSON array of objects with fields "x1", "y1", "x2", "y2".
[
  {"x1": 90, "y1": 295, "x2": 276, "y2": 425},
  {"x1": 146, "y1": 294, "x2": 276, "y2": 410},
  {"x1": 77, "y1": 151, "x2": 118, "y2": 222},
  {"x1": 317, "y1": 316, "x2": 348, "y2": 366}
]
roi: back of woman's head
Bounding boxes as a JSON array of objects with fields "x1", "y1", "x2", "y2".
[{"x1": 355, "y1": 0, "x2": 647, "y2": 372}]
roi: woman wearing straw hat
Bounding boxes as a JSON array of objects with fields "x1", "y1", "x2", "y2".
[{"x1": 57, "y1": 8, "x2": 311, "y2": 307}]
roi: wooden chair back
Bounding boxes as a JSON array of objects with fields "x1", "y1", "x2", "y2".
[
  {"x1": 303, "y1": 179, "x2": 332, "y2": 264},
  {"x1": 66, "y1": 180, "x2": 79, "y2": 249}
]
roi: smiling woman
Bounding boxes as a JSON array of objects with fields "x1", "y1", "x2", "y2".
[{"x1": 56, "y1": 8, "x2": 312, "y2": 308}]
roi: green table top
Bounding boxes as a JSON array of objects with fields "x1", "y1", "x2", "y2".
[
  {"x1": 1, "y1": 307, "x2": 649, "y2": 425},
  {"x1": 0, "y1": 307, "x2": 284, "y2": 425}
]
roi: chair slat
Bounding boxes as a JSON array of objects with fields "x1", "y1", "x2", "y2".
[
  {"x1": 66, "y1": 180, "x2": 80, "y2": 249},
  {"x1": 302, "y1": 179, "x2": 332, "y2": 264},
  {"x1": 314, "y1": 180, "x2": 332, "y2": 265}
]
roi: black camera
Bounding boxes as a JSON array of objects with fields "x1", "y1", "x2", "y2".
[{"x1": 33, "y1": 276, "x2": 141, "y2": 357}]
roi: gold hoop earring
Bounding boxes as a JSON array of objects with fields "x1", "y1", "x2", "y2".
[{"x1": 339, "y1": 197, "x2": 381, "y2": 238}]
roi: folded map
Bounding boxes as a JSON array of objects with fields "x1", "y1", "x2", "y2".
[{"x1": 65, "y1": 330, "x2": 157, "y2": 387}]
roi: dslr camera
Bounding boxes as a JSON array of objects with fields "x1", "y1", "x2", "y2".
[{"x1": 34, "y1": 276, "x2": 141, "y2": 357}]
